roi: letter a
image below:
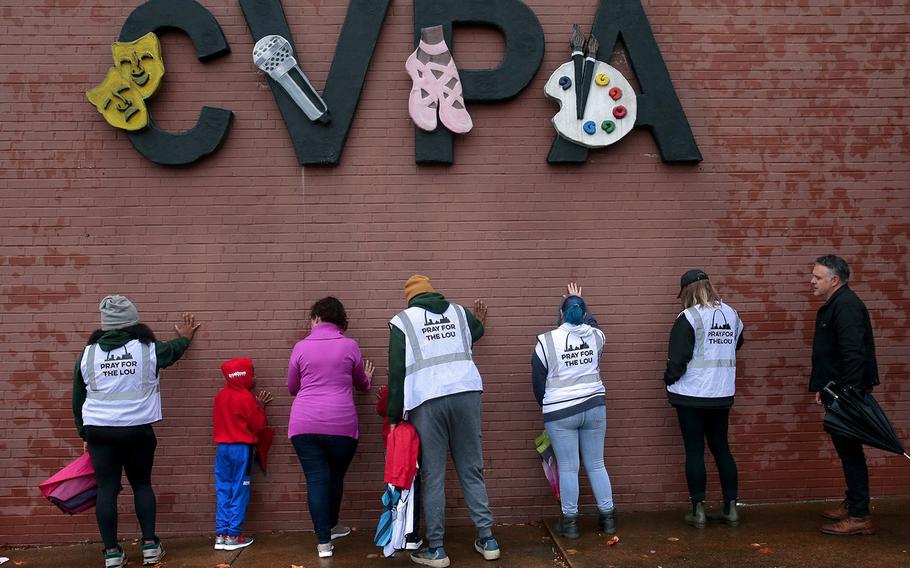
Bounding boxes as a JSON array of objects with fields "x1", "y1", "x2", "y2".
[{"x1": 547, "y1": 0, "x2": 702, "y2": 164}]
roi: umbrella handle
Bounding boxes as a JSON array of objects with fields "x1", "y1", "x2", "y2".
[
  {"x1": 822, "y1": 382, "x2": 840, "y2": 402},
  {"x1": 904, "y1": 453, "x2": 910, "y2": 462}
]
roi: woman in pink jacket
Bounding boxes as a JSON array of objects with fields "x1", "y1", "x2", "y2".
[{"x1": 287, "y1": 296, "x2": 374, "y2": 558}]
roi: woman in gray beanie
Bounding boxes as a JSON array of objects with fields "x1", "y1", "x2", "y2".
[{"x1": 72, "y1": 295, "x2": 201, "y2": 568}]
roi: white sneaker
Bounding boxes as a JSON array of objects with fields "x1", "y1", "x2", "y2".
[
  {"x1": 103, "y1": 547, "x2": 127, "y2": 568},
  {"x1": 317, "y1": 543, "x2": 334, "y2": 558},
  {"x1": 141, "y1": 540, "x2": 165, "y2": 565},
  {"x1": 214, "y1": 534, "x2": 225, "y2": 550},
  {"x1": 405, "y1": 537, "x2": 424, "y2": 550}
]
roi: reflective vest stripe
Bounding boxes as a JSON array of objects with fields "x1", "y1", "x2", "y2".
[
  {"x1": 141, "y1": 342, "x2": 151, "y2": 389},
  {"x1": 397, "y1": 313, "x2": 425, "y2": 364},
  {"x1": 548, "y1": 372, "x2": 601, "y2": 388},
  {"x1": 543, "y1": 332, "x2": 560, "y2": 378},
  {"x1": 406, "y1": 352, "x2": 473, "y2": 374},
  {"x1": 454, "y1": 305, "x2": 471, "y2": 354},
  {"x1": 85, "y1": 345, "x2": 98, "y2": 391},
  {"x1": 86, "y1": 384, "x2": 160, "y2": 401}
]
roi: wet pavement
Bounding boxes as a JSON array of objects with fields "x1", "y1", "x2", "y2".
[{"x1": 2, "y1": 498, "x2": 908, "y2": 567}]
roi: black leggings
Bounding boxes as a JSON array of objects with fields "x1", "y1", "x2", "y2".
[
  {"x1": 675, "y1": 406, "x2": 738, "y2": 504},
  {"x1": 85, "y1": 425, "x2": 157, "y2": 549}
]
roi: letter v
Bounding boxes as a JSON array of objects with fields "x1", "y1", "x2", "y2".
[{"x1": 240, "y1": 0, "x2": 391, "y2": 165}]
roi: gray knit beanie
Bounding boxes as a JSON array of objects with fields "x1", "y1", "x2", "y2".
[{"x1": 99, "y1": 295, "x2": 140, "y2": 330}]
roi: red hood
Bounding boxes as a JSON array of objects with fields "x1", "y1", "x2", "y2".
[{"x1": 220, "y1": 357, "x2": 254, "y2": 390}]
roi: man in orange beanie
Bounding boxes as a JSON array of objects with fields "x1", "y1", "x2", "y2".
[
  {"x1": 388, "y1": 275, "x2": 497, "y2": 567},
  {"x1": 213, "y1": 358, "x2": 273, "y2": 551}
]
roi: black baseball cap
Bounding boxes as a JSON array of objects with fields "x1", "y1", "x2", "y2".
[{"x1": 678, "y1": 269, "x2": 709, "y2": 298}]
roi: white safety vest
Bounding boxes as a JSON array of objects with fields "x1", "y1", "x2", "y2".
[
  {"x1": 80, "y1": 340, "x2": 161, "y2": 427},
  {"x1": 667, "y1": 303, "x2": 742, "y2": 399},
  {"x1": 390, "y1": 304, "x2": 483, "y2": 412},
  {"x1": 536, "y1": 325, "x2": 605, "y2": 416}
]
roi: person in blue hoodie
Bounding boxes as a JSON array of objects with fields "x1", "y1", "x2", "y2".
[{"x1": 532, "y1": 282, "x2": 615, "y2": 539}]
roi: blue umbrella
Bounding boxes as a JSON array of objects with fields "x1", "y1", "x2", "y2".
[{"x1": 373, "y1": 484, "x2": 401, "y2": 547}]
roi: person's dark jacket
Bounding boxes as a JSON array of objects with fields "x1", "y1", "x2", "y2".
[{"x1": 809, "y1": 285, "x2": 879, "y2": 392}]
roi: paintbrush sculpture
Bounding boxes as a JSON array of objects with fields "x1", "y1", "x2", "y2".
[
  {"x1": 578, "y1": 33, "x2": 599, "y2": 119},
  {"x1": 571, "y1": 24, "x2": 586, "y2": 119}
]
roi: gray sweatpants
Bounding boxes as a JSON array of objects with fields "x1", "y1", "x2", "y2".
[{"x1": 409, "y1": 391, "x2": 494, "y2": 548}]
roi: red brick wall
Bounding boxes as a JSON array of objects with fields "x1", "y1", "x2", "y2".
[{"x1": 2, "y1": 0, "x2": 909, "y2": 545}]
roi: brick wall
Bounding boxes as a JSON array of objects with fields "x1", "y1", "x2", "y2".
[{"x1": 1, "y1": 0, "x2": 908, "y2": 545}]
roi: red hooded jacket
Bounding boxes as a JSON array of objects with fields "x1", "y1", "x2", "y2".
[{"x1": 213, "y1": 358, "x2": 268, "y2": 444}]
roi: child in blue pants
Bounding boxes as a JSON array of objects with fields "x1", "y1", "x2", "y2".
[{"x1": 213, "y1": 358, "x2": 272, "y2": 550}]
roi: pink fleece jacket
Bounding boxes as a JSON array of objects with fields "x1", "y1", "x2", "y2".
[{"x1": 286, "y1": 322, "x2": 371, "y2": 439}]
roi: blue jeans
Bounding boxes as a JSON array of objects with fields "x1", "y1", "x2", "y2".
[
  {"x1": 214, "y1": 443, "x2": 253, "y2": 536},
  {"x1": 545, "y1": 405, "x2": 614, "y2": 516},
  {"x1": 291, "y1": 434, "x2": 358, "y2": 544}
]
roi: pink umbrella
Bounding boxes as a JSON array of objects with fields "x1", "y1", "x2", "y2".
[
  {"x1": 39, "y1": 452, "x2": 97, "y2": 514},
  {"x1": 535, "y1": 431, "x2": 560, "y2": 500}
]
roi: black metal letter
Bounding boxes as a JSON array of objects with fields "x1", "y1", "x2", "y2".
[
  {"x1": 119, "y1": 0, "x2": 234, "y2": 166},
  {"x1": 240, "y1": 0, "x2": 391, "y2": 166},
  {"x1": 414, "y1": 0, "x2": 545, "y2": 164}
]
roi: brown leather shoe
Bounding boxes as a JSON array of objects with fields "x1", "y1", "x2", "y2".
[
  {"x1": 820, "y1": 516, "x2": 876, "y2": 536},
  {"x1": 820, "y1": 501, "x2": 849, "y2": 521}
]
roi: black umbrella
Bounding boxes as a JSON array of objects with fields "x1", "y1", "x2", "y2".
[{"x1": 821, "y1": 381, "x2": 910, "y2": 461}]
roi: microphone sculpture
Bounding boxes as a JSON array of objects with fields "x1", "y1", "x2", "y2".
[{"x1": 253, "y1": 35, "x2": 330, "y2": 124}]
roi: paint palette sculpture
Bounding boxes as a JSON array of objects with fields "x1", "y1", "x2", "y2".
[{"x1": 544, "y1": 60, "x2": 637, "y2": 148}]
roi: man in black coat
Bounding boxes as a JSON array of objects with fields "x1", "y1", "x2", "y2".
[{"x1": 809, "y1": 254, "x2": 880, "y2": 536}]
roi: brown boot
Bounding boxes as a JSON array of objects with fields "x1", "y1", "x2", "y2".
[
  {"x1": 820, "y1": 501, "x2": 848, "y2": 521},
  {"x1": 820, "y1": 516, "x2": 876, "y2": 536}
]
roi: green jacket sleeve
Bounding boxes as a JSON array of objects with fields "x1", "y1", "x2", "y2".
[
  {"x1": 387, "y1": 324, "x2": 406, "y2": 424},
  {"x1": 155, "y1": 336, "x2": 191, "y2": 370},
  {"x1": 73, "y1": 358, "x2": 88, "y2": 440}
]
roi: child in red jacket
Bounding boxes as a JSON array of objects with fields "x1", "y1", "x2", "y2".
[{"x1": 213, "y1": 358, "x2": 272, "y2": 551}]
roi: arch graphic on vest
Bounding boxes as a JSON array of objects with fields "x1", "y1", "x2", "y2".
[
  {"x1": 83, "y1": 342, "x2": 159, "y2": 402},
  {"x1": 541, "y1": 329, "x2": 604, "y2": 387},
  {"x1": 711, "y1": 310, "x2": 731, "y2": 330},
  {"x1": 687, "y1": 306, "x2": 737, "y2": 370},
  {"x1": 564, "y1": 334, "x2": 590, "y2": 352},
  {"x1": 397, "y1": 305, "x2": 473, "y2": 374}
]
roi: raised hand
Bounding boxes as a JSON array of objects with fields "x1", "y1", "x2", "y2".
[
  {"x1": 473, "y1": 299, "x2": 488, "y2": 326},
  {"x1": 174, "y1": 312, "x2": 202, "y2": 340},
  {"x1": 256, "y1": 390, "x2": 274, "y2": 407},
  {"x1": 567, "y1": 282, "x2": 582, "y2": 298}
]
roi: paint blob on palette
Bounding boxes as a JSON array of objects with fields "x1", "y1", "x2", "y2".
[{"x1": 544, "y1": 60, "x2": 637, "y2": 148}]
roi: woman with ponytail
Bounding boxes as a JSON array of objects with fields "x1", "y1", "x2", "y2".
[{"x1": 531, "y1": 283, "x2": 615, "y2": 539}]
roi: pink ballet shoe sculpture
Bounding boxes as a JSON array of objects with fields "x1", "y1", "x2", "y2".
[{"x1": 405, "y1": 39, "x2": 473, "y2": 134}]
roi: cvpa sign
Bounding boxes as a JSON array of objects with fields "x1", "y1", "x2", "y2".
[{"x1": 114, "y1": 0, "x2": 701, "y2": 166}]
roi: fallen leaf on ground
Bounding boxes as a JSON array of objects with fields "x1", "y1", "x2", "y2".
[
  {"x1": 607, "y1": 535, "x2": 620, "y2": 546},
  {"x1": 367, "y1": 553, "x2": 378, "y2": 558},
  {"x1": 215, "y1": 564, "x2": 230, "y2": 568},
  {"x1": 750, "y1": 543, "x2": 762, "y2": 548},
  {"x1": 759, "y1": 547, "x2": 773, "y2": 555},
  {"x1": 291, "y1": 564, "x2": 303, "y2": 568},
  {"x1": 566, "y1": 549, "x2": 577, "y2": 555},
  {"x1": 667, "y1": 537, "x2": 679, "y2": 542}
]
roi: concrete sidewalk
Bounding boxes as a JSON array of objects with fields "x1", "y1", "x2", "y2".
[{"x1": 2, "y1": 498, "x2": 908, "y2": 568}]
